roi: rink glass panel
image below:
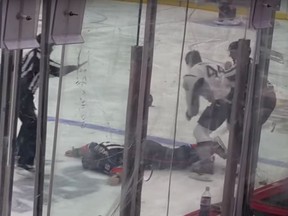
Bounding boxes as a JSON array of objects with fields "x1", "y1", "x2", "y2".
[
  {"x1": 253, "y1": 16, "x2": 288, "y2": 189},
  {"x1": 139, "y1": 4, "x2": 188, "y2": 216},
  {"x1": 139, "y1": 2, "x2": 255, "y2": 216},
  {"x1": 45, "y1": 1, "x2": 140, "y2": 216},
  {"x1": 173, "y1": 4, "x2": 255, "y2": 215}
]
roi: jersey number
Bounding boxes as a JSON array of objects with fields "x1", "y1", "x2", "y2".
[{"x1": 206, "y1": 65, "x2": 225, "y2": 78}]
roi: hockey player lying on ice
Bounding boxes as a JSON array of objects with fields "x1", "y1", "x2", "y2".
[{"x1": 65, "y1": 139, "x2": 226, "y2": 185}]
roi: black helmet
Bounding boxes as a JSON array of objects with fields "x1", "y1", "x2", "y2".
[
  {"x1": 228, "y1": 40, "x2": 251, "y2": 54},
  {"x1": 185, "y1": 50, "x2": 202, "y2": 67},
  {"x1": 228, "y1": 41, "x2": 238, "y2": 51}
]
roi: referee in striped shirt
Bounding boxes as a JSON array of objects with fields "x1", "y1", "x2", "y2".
[{"x1": 17, "y1": 34, "x2": 78, "y2": 171}]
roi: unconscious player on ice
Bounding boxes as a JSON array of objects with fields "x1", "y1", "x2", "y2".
[{"x1": 64, "y1": 140, "x2": 223, "y2": 185}]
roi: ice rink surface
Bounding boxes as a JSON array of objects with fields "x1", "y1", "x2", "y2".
[{"x1": 11, "y1": 0, "x2": 288, "y2": 216}]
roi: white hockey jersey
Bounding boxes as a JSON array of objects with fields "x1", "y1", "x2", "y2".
[
  {"x1": 183, "y1": 62, "x2": 232, "y2": 100},
  {"x1": 183, "y1": 62, "x2": 232, "y2": 117}
]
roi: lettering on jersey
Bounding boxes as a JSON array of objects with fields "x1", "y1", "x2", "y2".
[
  {"x1": 206, "y1": 65, "x2": 218, "y2": 77},
  {"x1": 217, "y1": 65, "x2": 225, "y2": 74},
  {"x1": 206, "y1": 65, "x2": 225, "y2": 78},
  {"x1": 105, "y1": 163, "x2": 111, "y2": 171}
]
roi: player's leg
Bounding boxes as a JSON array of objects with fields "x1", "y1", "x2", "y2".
[
  {"x1": 173, "y1": 145, "x2": 199, "y2": 168},
  {"x1": 142, "y1": 140, "x2": 168, "y2": 169},
  {"x1": 142, "y1": 140, "x2": 199, "y2": 169},
  {"x1": 195, "y1": 100, "x2": 229, "y2": 158},
  {"x1": 17, "y1": 93, "x2": 37, "y2": 171},
  {"x1": 191, "y1": 100, "x2": 230, "y2": 174}
]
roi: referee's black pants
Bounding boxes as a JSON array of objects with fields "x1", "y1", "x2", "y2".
[{"x1": 17, "y1": 91, "x2": 37, "y2": 166}]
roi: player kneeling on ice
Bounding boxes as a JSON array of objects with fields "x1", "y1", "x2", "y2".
[
  {"x1": 65, "y1": 140, "x2": 200, "y2": 185},
  {"x1": 183, "y1": 50, "x2": 231, "y2": 177}
]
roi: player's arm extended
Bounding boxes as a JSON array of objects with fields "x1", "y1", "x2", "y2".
[
  {"x1": 49, "y1": 60, "x2": 61, "y2": 77},
  {"x1": 183, "y1": 75, "x2": 204, "y2": 120},
  {"x1": 49, "y1": 60, "x2": 87, "y2": 77}
]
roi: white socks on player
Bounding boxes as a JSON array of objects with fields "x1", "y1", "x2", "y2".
[{"x1": 193, "y1": 124, "x2": 213, "y2": 143}]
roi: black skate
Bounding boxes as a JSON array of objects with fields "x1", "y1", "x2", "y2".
[
  {"x1": 189, "y1": 157, "x2": 215, "y2": 182},
  {"x1": 16, "y1": 164, "x2": 35, "y2": 178}
]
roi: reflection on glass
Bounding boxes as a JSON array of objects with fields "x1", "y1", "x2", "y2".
[
  {"x1": 45, "y1": 1, "x2": 139, "y2": 216},
  {"x1": 141, "y1": 1, "x2": 254, "y2": 216},
  {"x1": 8, "y1": 1, "x2": 288, "y2": 216},
  {"x1": 245, "y1": 8, "x2": 288, "y2": 216},
  {"x1": 254, "y1": 16, "x2": 288, "y2": 188}
]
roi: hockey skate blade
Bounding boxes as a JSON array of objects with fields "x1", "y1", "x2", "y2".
[{"x1": 189, "y1": 173, "x2": 213, "y2": 182}]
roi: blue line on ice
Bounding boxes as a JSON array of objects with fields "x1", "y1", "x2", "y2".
[{"x1": 47, "y1": 116, "x2": 288, "y2": 169}]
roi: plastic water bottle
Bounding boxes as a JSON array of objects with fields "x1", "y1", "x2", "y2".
[{"x1": 199, "y1": 186, "x2": 211, "y2": 216}]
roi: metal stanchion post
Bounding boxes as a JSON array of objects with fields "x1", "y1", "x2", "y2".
[
  {"x1": 120, "y1": 46, "x2": 143, "y2": 216},
  {"x1": 0, "y1": 50, "x2": 14, "y2": 215},
  {"x1": 2, "y1": 50, "x2": 22, "y2": 216},
  {"x1": 33, "y1": 0, "x2": 53, "y2": 215},
  {"x1": 221, "y1": 39, "x2": 251, "y2": 216},
  {"x1": 130, "y1": 0, "x2": 157, "y2": 215},
  {"x1": 46, "y1": 45, "x2": 66, "y2": 216}
]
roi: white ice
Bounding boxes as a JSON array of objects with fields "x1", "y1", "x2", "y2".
[{"x1": 11, "y1": 0, "x2": 288, "y2": 216}]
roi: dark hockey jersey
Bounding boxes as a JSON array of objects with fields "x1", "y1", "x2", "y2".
[{"x1": 81, "y1": 142, "x2": 124, "y2": 174}]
